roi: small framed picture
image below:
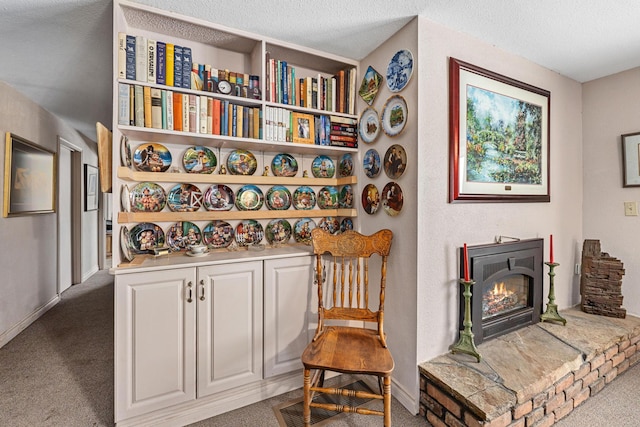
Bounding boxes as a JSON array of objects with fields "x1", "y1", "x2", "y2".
[
  {"x1": 292, "y1": 112, "x2": 315, "y2": 144},
  {"x1": 622, "y1": 132, "x2": 640, "y2": 187},
  {"x1": 84, "y1": 164, "x2": 99, "y2": 211}
]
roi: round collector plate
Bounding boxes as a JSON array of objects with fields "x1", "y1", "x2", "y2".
[
  {"x1": 383, "y1": 144, "x2": 407, "y2": 179},
  {"x1": 227, "y1": 149, "x2": 257, "y2": 176},
  {"x1": 340, "y1": 218, "x2": 354, "y2": 233},
  {"x1": 338, "y1": 153, "x2": 354, "y2": 177},
  {"x1": 129, "y1": 182, "x2": 166, "y2": 213},
  {"x1": 339, "y1": 185, "x2": 354, "y2": 208},
  {"x1": 317, "y1": 186, "x2": 339, "y2": 209},
  {"x1": 120, "y1": 225, "x2": 134, "y2": 261},
  {"x1": 271, "y1": 153, "x2": 298, "y2": 177},
  {"x1": 311, "y1": 155, "x2": 335, "y2": 178},
  {"x1": 166, "y1": 221, "x2": 202, "y2": 251},
  {"x1": 381, "y1": 95, "x2": 408, "y2": 137},
  {"x1": 362, "y1": 183, "x2": 380, "y2": 215},
  {"x1": 265, "y1": 185, "x2": 292, "y2": 210},
  {"x1": 203, "y1": 220, "x2": 235, "y2": 249},
  {"x1": 183, "y1": 146, "x2": 217, "y2": 174},
  {"x1": 120, "y1": 135, "x2": 131, "y2": 167},
  {"x1": 358, "y1": 107, "x2": 380, "y2": 144},
  {"x1": 382, "y1": 182, "x2": 404, "y2": 216},
  {"x1": 203, "y1": 184, "x2": 234, "y2": 211},
  {"x1": 129, "y1": 222, "x2": 165, "y2": 253},
  {"x1": 167, "y1": 183, "x2": 203, "y2": 212},
  {"x1": 318, "y1": 217, "x2": 340, "y2": 235},
  {"x1": 235, "y1": 220, "x2": 264, "y2": 246},
  {"x1": 293, "y1": 218, "x2": 316, "y2": 245},
  {"x1": 235, "y1": 185, "x2": 264, "y2": 211},
  {"x1": 363, "y1": 148, "x2": 381, "y2": 178},
  {"x1": 133, "y1": 143, "x2": 172, "y2": 172},
  {"x1": 120, "y1": 184, "x2": 130, "y2": 212},
  {"x1": 265, "y1": 219, "x2": 292, "y2": 245},
  {"x1": 292, "y1": 186, "x2": 316, "y2": 210},
  {"x1": 386, "y1": 49, "x2": 414, "y2": 93}
]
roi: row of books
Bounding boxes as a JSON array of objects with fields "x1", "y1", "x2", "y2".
[
  {"x1": 326, "y1": 116, "x2": 358, "y2": 148},
  {"x1": 265, "y1": 55, "x2": 357, "y2": 115},
  {"x1": 117, "y1": 32, "x2": 260, "y2": 96},
  {"x1": 117, "y1": 83, "x2": 262, "y2": 139}
]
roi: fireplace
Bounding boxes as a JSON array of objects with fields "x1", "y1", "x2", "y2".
[{"x1": 460, "y1": 238, "x2": 543, "y2": 344}]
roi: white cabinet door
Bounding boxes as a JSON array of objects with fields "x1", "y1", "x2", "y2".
[
  {"x1": 115, "y1": 268, "x2": 197, "y2": 422},
  {"x1": 264, "y1": 255, "x2": 315, "y2": 378},
  {"x1": 197, "y1": 261, "x2": 263, "y2": 397}
]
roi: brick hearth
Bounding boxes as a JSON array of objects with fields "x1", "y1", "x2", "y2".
[{"x1": 419, "y1": 307, "x2": 640, "y2": 426}]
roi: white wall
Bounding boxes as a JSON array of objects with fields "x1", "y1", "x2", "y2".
[
  {"x1": 582, "y1": 68, "x2": 640, "y2": 317},
  {"x1": 0, "y1": 81, "x2": 100, "y2": 346}
]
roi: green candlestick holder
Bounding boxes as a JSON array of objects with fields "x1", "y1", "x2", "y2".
[
  {"x1": 540, "y1": 262, "x2": 567, "y2": 325},
  {"x1": 451, "y1": 279, "x2": 482, "y2": 362}
]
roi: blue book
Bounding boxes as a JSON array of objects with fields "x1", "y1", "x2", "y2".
[
  {"x1": 156, "y1": 41, "x2": 166, "y2": 85},
  {"x1": 222, "y1": 100, "x2": 229, "y2": 135},
  {"x1": 173, "y1": 45, "x2": 183, "y2": 88},
  {"x1": 281, "y1": 60, "x2": 288, "y2": 105},
  {"x1": 125, "y1": 35, "x2": 136, "y2": 80},
  {"x1": 182, "y1": 47, "x2": 192, "y2": 89},
  {"x1": 231, "y1": 104, "x2": 237, "y2": 137}
]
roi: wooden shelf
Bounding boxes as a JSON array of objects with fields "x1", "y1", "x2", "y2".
[{"x1": 118, "y1": 208, "x2": 357, "y2": 223}]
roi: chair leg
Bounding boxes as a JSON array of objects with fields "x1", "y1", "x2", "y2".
[
  {"x1": 303, "y1": 368, "x2": 311, "y2": 426},
  {"x1": 383, "y1": 376, "x2": 391, "y2": 427}
]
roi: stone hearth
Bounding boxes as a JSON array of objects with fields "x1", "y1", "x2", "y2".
[{"x1": 419, "y1": 307, "x2": 640, "y2": 426}]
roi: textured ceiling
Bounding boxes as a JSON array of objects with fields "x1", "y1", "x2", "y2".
[{"x1": 1, "y1": 0, "x2": 639, "y2": 142}]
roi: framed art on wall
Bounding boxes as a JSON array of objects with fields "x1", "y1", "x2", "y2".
[
  {"x1": 621, "y1": 132, "x2": 640, "y2": 187},
  {"x1": 449, "y1": 58, "x2": 550, "y2": 202},
  {"x1": 84, "y1": 163, "x2": 99, "y2": 211},
  {"x1": 3, "y1": 133, "x2": 56, "y2": 217}
]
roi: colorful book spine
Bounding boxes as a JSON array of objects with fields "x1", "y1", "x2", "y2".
[
  {"x1": 165, "y1": 43, "x2": 174, "y2": 86},
  {"x1": 151, "y1": 88, "x2": 162, "y2": 129},
  {"x1": 172, "y1": 92, "x2": 182, "y2": 131},
  {"x1": 199, "y1": 96, "x2": 208, "y2": 134},
  {"x1": 173, "y1": 45, "x2": 183, "y2": 88},
  {"x1": 222, "y1": 101, "x2": 229, "y2": 136},
  {"x1": 188, "y1": 94, "x2": 197, "y2": 133},
  {"x1": 206, "y1": 97, "x2": 213, "y2": 134},
  {"x1": 156, "y1": 41, "x2": 166, "y2": 85},
  {"x1": 182, "y1": 47, "x2": 192, "y2": 89},
  {"x1": 160, "y1": 90, "x2": 167, "y2": 129},
  {"x1": 212, "y1": 99, "x2": 221, "y2": 135},
  {"x1": 117, "y1": 83, "x2": 129, "y2": 125},
  {"x1": 134, "y1": 85, "x2": 144, "y2": 127},
  {"x1": 135, "y1": 35, "x2": 147, "y2": 82},
  {"x1": 125, "y1": 35, "x2": 136, "y2": 80},
  {"x1": 147, "y1": 39, "x2": 156, "y2": 83},
  {"x1": 231, "y1": 104, "x2": 237, "y2": 137},
  {"x1": 166, "y1": 90, "x2": 173, "y2": 130},
  {"x1": 143, "y1": 86, "x2": 152, "y2": 127},
  {"x1": 281, "y1": 60, "x2": 288, "y2": 105},
  {"x1": 182, "y1": 93, "x2": 190, "y2": 132},
  {"x1": 253, "y1": 107, "x2": 260, "y2": 139},
  {"x1": 117, "y1": 32, "x2": 127, "y2": 80},
  {"x1": 129, "y1": 85, "x2": 134, "y2": 125}
]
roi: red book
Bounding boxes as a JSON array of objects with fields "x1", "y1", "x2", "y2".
[
  {"x1": 172, "y1": 92, "x2": 183, "y2": 131},
  {"x1": 212, "y1": 99, "x2": 221, "y2": 135}
]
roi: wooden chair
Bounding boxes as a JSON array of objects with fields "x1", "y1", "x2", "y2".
[{"x1": 302, "y1": 228, "x2": 394, "y2": 426}]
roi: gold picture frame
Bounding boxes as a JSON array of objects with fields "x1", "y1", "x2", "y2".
[
  {"x1": 3, "y1": 133, "x2": 56, "y2": 217},
  {"x1": 292, "y1": 112, "x2": 315, "y2": 144}
]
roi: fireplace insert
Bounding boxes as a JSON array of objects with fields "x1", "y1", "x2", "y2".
[{"x1": 460, "y1": 239, "x2": 543, "y2": 344}]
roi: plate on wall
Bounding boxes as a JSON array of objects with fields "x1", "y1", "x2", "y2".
[
  {"x1": 358, "y1": 107, "x2": 380, "y2": 144},
  {"x1": 318, "y1": 217, "x2": 340, "y2": 234},
  {"x1": 339, "y1": 185, "x2": 354, "y2": 208},
  {"x1": 235, "y1": 185, "x2": 264, "y2": 211},
  {"x1": 265, "y1": 185, "x2": 292, "y2": 210},
  {"x1": 183, "y1": 146, "x2": 217, "y2": 174},
  {"x1": 120, "y1": 184, "x2": 130, "y2": 212},
  {"x1": 120, "y1": 226, "x2": 134, "y2": 261},
  {"x1": 340, "y1": 218, "x2": 354, "y2": 233},
  {"x1": 120, "y1": 135, "x2": 131, "y2": 167},
  {"x1": 129, "y1": 182, "x2": 166, "y2": 213},
  {"x1": 129, "y1": 222, "x2": 165, "y2": 253},
  {"x1": 386, "y1": 49, "x2": 413, "y2": 93},
  {"x1": 271, "y1": 153, "x2": 298, "y2": 177},
  {"x1": 382, "y1": 182, "x2": 404, "y2": 216},
  {"x1": 133, "y1": 143, "x2": 172, "y2": 172},
  {"x1": 166, "y1": 221, "x2": 202, "y2": 251},
  {"x1": 358, "y1": 65, "x2": 383, "y2": 106},
  {"x1": 167, "y1": 183, "x2": 203, "y2": 212},
  {"x1": 203, "y1": 220, "x2": 235, "y2": 249},
  {"x1": 227, "y1": 149, "x2": 257, "y2": 175},
  {"x1": 265, "y1": 219, "x2": 292, "y2": 245},
  {"x1": 292, "y1": 186, "x2": 316, "y2": 210},
  {"x1": 317, "y1": 186, "x2": 339, "y2": 209},
  {"x1": 293, "y1": 218, "x2": 316, "y2": 245},
  {"x1": 203, "y1": 184, "x2": 234, "y2": 211},
  {"x1": 362, "y1": 183, "x2": 380, "y2": 215},
  {"x1": 338, "y1": 153, "x2": 354, "y2": 177},
  {"x1": 383, "y1": 144, "x2": 407, "y2": 179},
  {"x1": 311, "y1": 155, "x2": 335, "y2": 178},
  {"x1": 235, "y1": 220, "x2": 264, "y2": 246},
  {"x1": 363, "y1": 148, "x2": 381, "y2": 178},
  {"x1": 381, "y1": 95, "x2": 408, "y2": 137}
]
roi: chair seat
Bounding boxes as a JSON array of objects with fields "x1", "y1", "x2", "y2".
[{"x1": 302, "y1": 326, "x2": 394, "y2": 375}]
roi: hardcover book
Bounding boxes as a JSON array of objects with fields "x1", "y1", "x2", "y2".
[
  {"x1": 134, "y1": 85, "x2": 144, "y2": 127},
  {"x1": 166, "y1": 90, "x2": 174, "y2": 130},
  {"x1": 172, "y1": 92, "x2": 182, "y2": 131},
  {"x1": 165, "y1": 43, "x2": 175, "y2": 86},
  {"x1": 212, "y1": 99, "x2": 221, "y2": 135},
  {"x1": 118, "y1": 83, "x2": 129, "y2": 125},
  {"x1": 200, "y1": 96, "x2": 208, "y2": 134},
  {"x1": 125, "y1": 34, "x2": 136, "y2": 80},
  {"x1": 147, "y1": 39, "x2": 156, "y2": 83},
  {"x1": 135, "y1": 35, "x2": 147, "y2": 83},
  {"x1": 151, "y1": 88, "x2": 162, "y2": 129},
  {"x1": 182, "y1": 47, "x2": 192, "y2": 89},
  {"x1": 156, "y1": 41, "x2": 166, "y2": 85},
  {"x1": 118, "y1": 32, "x2": 127, "y2": 80},
  {"x1": 173, "y1": 45, "x2": 183, "y2": 88},
  {"x1": 143, "y1": 86, "x2": 152, "y2": 128},
  {"x1": 188, "y1": 94, "x2": 197, "y2": 133}
]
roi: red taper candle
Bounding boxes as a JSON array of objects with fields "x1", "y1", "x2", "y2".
[
  {"x1": 549, "y1": 234, "x2": 554, "y2": 263},
  {"x1": 463, "y1": 243, "x2": 470, "y2": 281}
]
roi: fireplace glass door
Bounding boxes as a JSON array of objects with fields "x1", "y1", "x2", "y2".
[{"x1": 482, "y1": 274, "x2": 530, "y2": 320}]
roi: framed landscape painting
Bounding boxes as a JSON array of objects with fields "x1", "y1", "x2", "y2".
[{"x1": 449, "y1": 58, "x2": 550, "y2": 202}]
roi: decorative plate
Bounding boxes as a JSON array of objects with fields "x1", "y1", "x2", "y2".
[
  {"x1": 381, "y1": 95, "x2": 408, "y2": 137},
  {"x1": 265, "y1": 219, "x2": 292, "y2": 245},
  {"x1": 203, "y1": 220, "x2": 235, "y2": 249},
  {"x1": 120, "y1": 184, "x2": 130, "y2": 212},
  {"x1": 292, "y1": 186, "x2": 316, "y2": 210},
  {"x1": 227, "y1": 149, "x2": 257, "y2": 175},
  {"x1": 383, "y1": 144, "x2": 407, "y2": 179},
  {"x1": 363, "y1": 148, "x2": 381, "y2": 178},
  {"x1": 203, "y1": 184, "x2": 234, "y2": 211},
  {"x1": 235, "y1": 219, "x2": 264, "y2": 246},
  {"x1": 167, "y1": 183, "x2": 203, "y2": 212},
  {"x1": 317, "y1": 186, "x2": 339, "y2": 209},
  {"x1": 386, "y1": 49, "x2": 413, "y2": 93},
  {"x1": 183, "y1": 146, "x2": 217, "y2": 174},
  {"x1": 338, "y1": 153, "x2": 354, "y2": 177},
  {"x1": 339, "y1": 185, "x2": 354, "y2": 208},
  {"x1": 271, "y1": 153, "x2": 298, "y2": 177},
  {"x1": 310, "y1": 155, "x2": 334, "y2": 178},
  {"x1": 318, "y1": 217, "x2": 340, "y2": 234},
  {"x1": 235, "y1": 185, "x2": 264, "y2": 211},
  {"x1": 129, "y1": 222, "x2": 165, "y2": 253},
  {"x1": 362, "y1": 183, "x2": 380, "y2": 215},
  {"x1": 358, "y1": 107, "x2": 380, "y2": 144},
  {"x1": 265, "y1": 185, "x2": 292, "y2": 210},
  {"x1": 382, "y1": 182, "x2": 404, "y2": 217},
  {"x1": 129, "y1": 182, "x2": 166, "y2": 212},
  {"x1": 133, "y1": 143, "x2": 172, "y2": 172},
  {"x1": 120, "y1": 225, "x2": 134, "y2": 261},
  {"x1": 340, "y1": 218, "x2": 354, "y2": 233},
  {"x1": 293, "y1": 218, "x2": 316, "y2": 245},
  {"x1": 120, "y1": 135, "x2": 131, "y2": 167},
  {"x1": 358, "y1": 65, "x2": 383, "y2": 106},
  {"x1": 166, "y1": 221, "x2": 202, "y2": 251}
]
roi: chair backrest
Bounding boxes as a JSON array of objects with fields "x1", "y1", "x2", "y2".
[{"x1": 310, "y1": 228, "x2": 393, "y2": 347}]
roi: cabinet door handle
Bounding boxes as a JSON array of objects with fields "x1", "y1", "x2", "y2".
[
  {"x1": 187, "y1": 281, "x2": 193, "y2": 303},
  {"x1": 199, "y1": 279, "x2": 206, "y2": 301}
]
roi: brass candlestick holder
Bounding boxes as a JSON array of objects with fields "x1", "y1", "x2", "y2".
[
  {"x1": 451, "y1": 279, "x2": 482, "y2": 362},
  {"x1": 540, "y1": 262, "x2": 567, "y2": 325}
]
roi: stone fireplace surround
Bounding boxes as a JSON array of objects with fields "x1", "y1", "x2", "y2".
[{"x1": 419, "y1": 307, "x2": 640, "y2": 426}]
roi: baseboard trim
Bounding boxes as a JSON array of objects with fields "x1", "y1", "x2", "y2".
[
  {"x1": 392, "y1": 377, "x2": 419, "y2": 415},
  {"x1": 0, "y1": 295, "x2": 60, "y2": 349},
  {"x1": 82, "y1": 265, "x2": 100, "y2": 283}
]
